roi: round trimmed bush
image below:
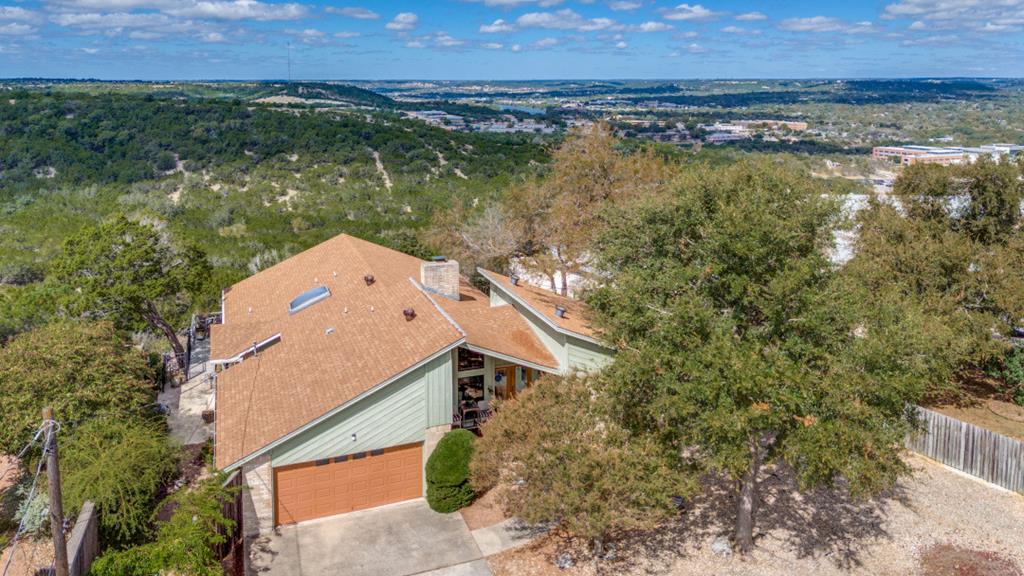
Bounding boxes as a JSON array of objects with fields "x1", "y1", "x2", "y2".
[{"x1": 426, "y1": 429, "x2": 476, "y2": 513}]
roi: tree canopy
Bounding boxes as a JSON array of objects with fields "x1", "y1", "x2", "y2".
[
  {"x1": 61, "y1": 417, "x2": 180, "y2": 547},
  {"x1": 50, "y1": 215, "x2": 210, "y2": 358},
  {"x1": 849, "y1": 158, "x2": 1024, "y2": 397},
  {"x1": 0, "y1": 320, "x2": 156, "y2": 454},
  {"x1": 472, "y1": 374, "x2": 692, "y2": 554},
  {"x1": 587, "y1": 159, "x2": 951, "y2": 553}
]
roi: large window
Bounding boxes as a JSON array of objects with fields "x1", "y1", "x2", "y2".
[
  {"x1": 458, "y1": 375, "x2": 485, "y2": 402},
  {"x1": 457, "y1": 347, "x2": 485, "y2": 372}
]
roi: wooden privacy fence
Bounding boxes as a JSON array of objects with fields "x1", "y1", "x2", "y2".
[
  {"x1": 218, "y1": 470, "x2": 245, "y2": 576},
  {"x1": 907, "y1": 405, "x2": 1024, "y2": 494},
  {"x1": 66, "y1": 501, "x2": 98, "y2": 576}
]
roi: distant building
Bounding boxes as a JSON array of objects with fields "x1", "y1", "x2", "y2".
[
  {"x1": 705, "y1": 132, "x2": 747, "y2": 144},
  {"x1": 736, "y1": 119, "x2": 808, "y2": 131},
  {"x1": 872, "y1": 143, "x2": 1023, "y2": 166},
  {"x1": 404, "y1": 110, "x2": 465, "y2": 130}
]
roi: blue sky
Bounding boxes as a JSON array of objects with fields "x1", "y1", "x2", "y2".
[{"x1": 1, "y1": 0, "x2": 1022, "y2": 79}]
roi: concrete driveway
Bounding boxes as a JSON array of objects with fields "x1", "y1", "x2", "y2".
[{"x1": 251, "y1": 499, "x2": 491, "y2": 576}]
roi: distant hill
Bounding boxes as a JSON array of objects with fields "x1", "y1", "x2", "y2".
[{"x1": 270, "y1": 82, "x2": 399, "y2": 108}]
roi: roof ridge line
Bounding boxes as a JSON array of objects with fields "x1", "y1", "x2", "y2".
[{"x1": 409, "y1": 277, "x2": 467, "y2": 338}]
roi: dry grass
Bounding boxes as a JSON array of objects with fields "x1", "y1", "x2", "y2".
[
  {"x1": 461, "y1": 487, "x2": 509, "y2": 531},
  {"x1": 488, "y1": 454, "x2": 1024, "y2": 576},
  {"x1": 929, "y1": 376, "x2": 1024, "y2": 441}
]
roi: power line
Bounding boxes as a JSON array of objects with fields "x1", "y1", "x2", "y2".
[
  {"x1": 1, "y1": 446, "x2": 47, "y2": 576},
  {"x1": 0, "y1": 426, "x2": 45, "y2": 489}
]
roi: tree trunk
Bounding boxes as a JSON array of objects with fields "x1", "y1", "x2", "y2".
[
  {"x1": 558, "y1": 268, "x2": 569, "y2": 296},
  {"x1": 142, "y1": 301, "x2": 186, "y2": 361},
  {"x1": 735, "y1": 435, "x2": 765, "y2": 555}
]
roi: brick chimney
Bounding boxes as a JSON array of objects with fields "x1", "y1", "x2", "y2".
[{"x1": 420, "y1": 259, "x2": 460, "y2": 300}]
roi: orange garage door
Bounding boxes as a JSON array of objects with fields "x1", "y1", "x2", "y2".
[{"x1": 273, "y1": 442, "x2": 423, "y2": 525}]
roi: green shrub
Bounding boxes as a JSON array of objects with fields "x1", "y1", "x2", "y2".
[
  {"x1": 62, "y1": 417, "x2": 180, "y2": 547},
  {"x1": 425, "y1": 429, "x2": 476, "y2": 513},
  {"x1": 90, "y1": 474, "x2": 235, "y2": 576},
  {"x1": 987, "y1": 347, "x2": 1024, "y2": 406}
]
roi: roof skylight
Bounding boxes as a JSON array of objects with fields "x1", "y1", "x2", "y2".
[{"x1": 289, "y1": 285, "x2": 331, "y2": 315}]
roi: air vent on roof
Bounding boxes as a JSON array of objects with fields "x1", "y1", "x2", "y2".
[
  {"x1": 364, "y1": 274, "x2": 375, "y2": 286},
  {"x1": 403, "y1": 308, "x2": 416, "y2": 321},
  {"x1": 554, "y1": 304, "x2": 567, "y2": 319},
  {"x1": 510, "y1": 274, "x2": 520, "y2": 286},
  {"x1": 288, "y1": 285, "x2": 331, "y2": 315}
]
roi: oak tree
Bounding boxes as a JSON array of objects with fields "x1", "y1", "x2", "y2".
[
  {"x1": 588, "y1": 160, "x2": 949, "y2": 553},
  {"x1": 50, "y1": 215, "x2": 210, "y2": 360},
  {"x1": 471, "y1": 374, "x2": 692, "y2": 560}
]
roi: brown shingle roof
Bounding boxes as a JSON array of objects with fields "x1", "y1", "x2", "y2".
[
  {"x1": 214, "y1": 235, "x2": 463, "y2": 469},
  {"x1": 213, "y1": 234, "x2": 562, "y2": 469},
  {"x1": 480, "y1": 269, "x2": 597, "y2": 339},
  {"x1": 432, "y1": 280, "x2": 559, "y2": 370}
]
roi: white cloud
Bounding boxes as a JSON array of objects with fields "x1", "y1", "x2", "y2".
[
  {"x1": 326, "y1": 6, "x2": 379, "y2": 19},
  {"x1": 163, "y1": 1, "x2": 307, "y2": 21},
  {"x1": 673, "y1": 30, "x2": 697, "y2": 38},
  {"x1": 779, "y1": 16, "x2": 847, "y2": 32},
  {"x1": 608, "y1": 1, "x2": 641, "y2": 10},
  {"x1": 685, "y1": 42, "x2": 706, "y2": 53},
  {"x1": 481, "y1": 41, "x2": 503, "y2": 49},
  {"x1": 901, "y1": 33, "x2": 959, "y2": 45},
  {"x1": 386, "y1": 11, "x2": 418, "y2": 31},
  {"x1": 516, "y1": 9, "x2": 615, "y2": 31},
  {"x1": 510, "y1": 43, "x2": 522, "y2": 51},
  {"x1": 405, "y1": 39, "x2": 425, "y2": 48},
  {"x1": 883, "y1": 0, "x2": 1024, "y2": 32},
  {"x1": 533, "y1": 36, "x2": 558, "y2": 47},
  {"x1": 660, "y1": 4, "x2": 722, "y2": 22},
  {"x1": 286, "y1": 27, "x2": 326, "y2": 44},
  {"x1": 0, "y1": 22, "x2": 36, "y2": 35},
  {"x1": 909, "y1": 20, "x2": 927, "y2": 29},
  {"x1": 434, "y1": 31, "x2": 464, "y2": 46},
  {"x1": 49, "y1": 10, "x2": 227, "y2": 40},
  {"x1": 0, "y1": 7, "x2": 42, "y2": 24},
  {"x1": 721, "y1": 25, "x2": 757, "y2": 34},
  {"x1": 333, "y1": 30, "x2": 360, "y2": 38},
  {"x1": 480, "y1": 18, "x2": 515, "y2": 33},
  {"x1": 464, "y1": 0, "x2": 563, "y2": 6},
  {"x1": 636, "y1": 21, "x2": 672, "y2": 32},
  {"x1": 614, "y1": 39, "x2": 627, "y2": 48},
  {"x1": 128, "y1": 30, "x2": 162, "y2": 38},
  {"x1": 780, "y1": 16, "x2": 878, "y2": 34},
  {"x1": 735, "y1": 11, "x2": 767, "y2": 21}
]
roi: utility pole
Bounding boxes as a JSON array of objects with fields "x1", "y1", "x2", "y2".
[{"x1": 42, "y1": 407, "x2": 69, "y2": 576}]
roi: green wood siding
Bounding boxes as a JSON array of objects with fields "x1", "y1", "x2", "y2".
[
  {"x1": 489, "y1": 283, "x2": 614, "y2": 374},
  {"x1": 424, "y1": 353, "x2": 454, "y2": 427},
  {"x1": 270, "y1": 352, "x2": 453, "y2": 467},
  {"x1": 566, "y1": 336, "x2": 613, "y2": 372}
]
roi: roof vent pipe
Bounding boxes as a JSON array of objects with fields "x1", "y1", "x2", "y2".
[
  {"x1": 431, "y1": 255, "x2": 447, "y2": 262},
  {"x1": 364, "y1": 274, "x2": 375, "y2": 286},
  {"x1": 403, "y1": 308, "x2": 416, "y2": 321},
  {"x1": 510, "y1": 274, "x2": 520, "y2": 286},
  {"x1": 554, "y1": 304, "x2": 567, "y2": 319}
]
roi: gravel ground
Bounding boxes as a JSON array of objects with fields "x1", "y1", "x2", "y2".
[{"x1": 488, "y1": 454, "x2": 1024, "y2": 576}]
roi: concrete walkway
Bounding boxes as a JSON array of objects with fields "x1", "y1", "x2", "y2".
[
  {"x1": 250, "y1": 499, "x2": 546, "y2": 576},
  {"x1": 157, "y1": 336, "x2": 215, "y2": 445},
  {"x1": 470, "y1": 518, "x2": 549, "y2": 557},
  {"x1": 252, "y1": 500, "x2": 490, "y2": 576}
]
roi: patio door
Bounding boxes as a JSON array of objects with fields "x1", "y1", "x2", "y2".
[{"x1": 494, "y1": 366, "x2": 516, "y2": 400}]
